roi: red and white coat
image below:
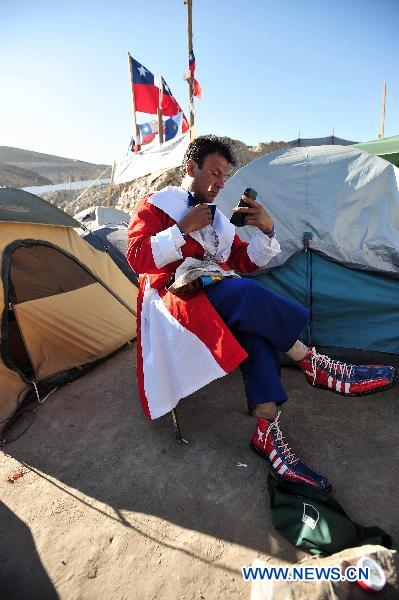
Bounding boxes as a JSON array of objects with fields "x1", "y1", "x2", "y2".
[{"x1": 127, "y1": 186, "x2": 280, "y2": 419}]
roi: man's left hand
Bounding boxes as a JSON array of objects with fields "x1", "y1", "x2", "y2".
[{"x1": 233, "y1": 194, "x2": 274, "y2": 233}]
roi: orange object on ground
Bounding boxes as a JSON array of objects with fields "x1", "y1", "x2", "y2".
[{"x1": 6, "y1": 470, "x2": 25, "y2": 483}]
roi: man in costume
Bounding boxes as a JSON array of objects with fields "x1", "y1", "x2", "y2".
[{"x1": 127, "y1": 135, "x2": 396, "y2": 491}]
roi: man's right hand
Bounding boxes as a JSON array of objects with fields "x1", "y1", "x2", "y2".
[{"x1": 177, "y1": 204, "x2": 213, "y2": 234}]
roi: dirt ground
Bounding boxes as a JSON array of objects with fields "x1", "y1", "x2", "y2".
[{"x1": 1, "y1": 345, "x2": 398, "y2": 599}]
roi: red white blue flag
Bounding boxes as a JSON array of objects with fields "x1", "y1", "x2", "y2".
[
  {"x1": 189, "y1": 50, "x2": 196, "y2": 74},
  {"x1": 130, "y1": 57, "x2": 159, "y2": 114},
  {"x1": 139, "y1": 120, "x2": 158, "y2": 145},
  {"x1": 164, "y1": 113, "x2": 183, "y2": 142},
  {"x1": 160, "y1": 77, "x2": 189, "y2": 133},
  {"x1": 160, "y1": 77, "x2": 182, "y2": 116},
  {"x1": 188, "y1": 50, "x2": 202, "y2": 99}
]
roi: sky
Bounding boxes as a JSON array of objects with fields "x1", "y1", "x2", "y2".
[{"x1": 1, "y1": 0, "x2": 398, "y2": 164}]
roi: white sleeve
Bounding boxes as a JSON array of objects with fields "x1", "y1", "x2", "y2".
[
  {"x1": 247, "y1": 229, "x2": 281, "y2": 267},
  {"x1": 150, "y1": 224, "x2": 186, "y2": 268}
]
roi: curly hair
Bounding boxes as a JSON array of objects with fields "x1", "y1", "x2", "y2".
[{"x1": 180, "y1": 135, "x2": 236, "y2": 178}]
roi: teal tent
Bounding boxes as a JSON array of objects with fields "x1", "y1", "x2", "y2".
[{"x1": 217, "y1": 145, "x2": 399, "y2": 365}]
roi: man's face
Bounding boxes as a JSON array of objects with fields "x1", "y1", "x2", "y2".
[{"x1": 189, "y1": 153, "x2": 230, "y2": 203}]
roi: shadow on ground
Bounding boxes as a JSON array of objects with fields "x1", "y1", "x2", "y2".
[
  {"x1": 3, "y1": 345, "x2": 399, "y2": 566},
  {"x1": 0, "y1": 502, "x2": 59, "y2": 599}
]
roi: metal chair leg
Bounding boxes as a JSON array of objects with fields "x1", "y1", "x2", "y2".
[{"x1": 171, "y1": 408, "x2": 188, "y2": 443}]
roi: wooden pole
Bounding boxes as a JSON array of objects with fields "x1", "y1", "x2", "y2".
[
  {"x1": 157, "y1": 108, "x2": 164, "y2": 144},
  {"x1": 184, "y1": 0, "x2": 195, "y2": 138},
  {"x1": 107, "y1": 160, "x2": 116, "y2": 207},
  {"x1": 128, "y1": 52, "x2": 141, "y2": 145},
  {"x1": 156, "y1": 75, "x2": 164, "y2": 145},
  {"x1": 379, "y1": 81, "x2": 387, "y2": 139}
]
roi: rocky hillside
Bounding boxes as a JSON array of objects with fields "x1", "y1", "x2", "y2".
[
  {"x1": 41, "y1": 138, "x2": 288, "y2": 216},
  {"x1": 0, "y1": 162, "x2": 52, "y2": 187},
  {"x1": 0, "y1": 146, "x2": 109, "y2": 185},
  {"x1": 116, "y1": 138, "x2": 288, "y2": 213}
]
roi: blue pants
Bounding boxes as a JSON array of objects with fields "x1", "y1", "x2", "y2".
[{"x1": 204, "y1": 278, "x2": 309, "y2": 407}]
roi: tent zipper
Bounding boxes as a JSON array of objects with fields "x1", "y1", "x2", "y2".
[{"x1": 302, "y1": 232, "x2": 314, "y2": 346}]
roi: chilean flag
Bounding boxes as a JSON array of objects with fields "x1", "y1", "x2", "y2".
[
  {"x1": 130, "y1": 57, "x2": 159, "y2": 114},
  {"x1": 160, "y1": 77, "x2": 182, "y2": 116},
  {"x1": 160, "y1": 77, "x2": 189, "y2": 134},
  {"x1": 139, "y1": 120, "x2": 158, "y2": 145},
  {"x1": 189, "y1": 50, "x2": 202, "y2": 99},
  {"x1": 189, "y1": 50, "x2": 196, "y2": 74}
]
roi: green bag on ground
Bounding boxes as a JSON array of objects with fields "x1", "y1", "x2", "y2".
[{"x1": 267, "y1": 472, "x2": 392, "y2": 556}]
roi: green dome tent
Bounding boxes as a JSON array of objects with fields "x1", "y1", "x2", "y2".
[{"x1": 353, "y1": 135, "x2": 399, "y2": 167}]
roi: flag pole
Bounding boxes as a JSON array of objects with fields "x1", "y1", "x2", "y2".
[
  {"x1": 157, "y1": 77, "x2": 164, "y2": 145},
  {"x1": 157, "y1": 108, "x2": 164, "y2": 144},
  {"x1": 128, "y1": 52, "x2": 141, "y2": 147},
  {"x1": 107, "y1": 160, "x2": 116, "y2": 207},
  {"x1": 184, "y1": 0, "x2": 195, "y2": 139},
  {"x1": 379, "y1": 81, "x2": 387, "y2": 139}
]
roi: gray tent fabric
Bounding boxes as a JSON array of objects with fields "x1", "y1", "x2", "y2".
[
  {"x1": 287, "y1": 136, "x2": 357, "y2": 147},
  {"x1": 74, "y1": 206, "x2": 130, "y2": 230},
  {"x1": 217, "y1": 145, "x2": 399, "y2": 275},
  {"x1": 0, "y1": 188, "x2": 81, "y2": 228},
  {"x1": 79, "y1": 225, "x2": 138, "y2": 285}
]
